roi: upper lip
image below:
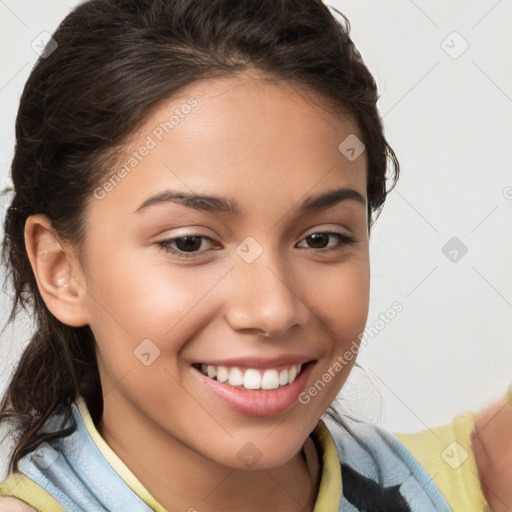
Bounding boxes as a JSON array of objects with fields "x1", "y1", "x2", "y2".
[{"x1": 193, "y1": 355, "x2": 316, "y2": 369}]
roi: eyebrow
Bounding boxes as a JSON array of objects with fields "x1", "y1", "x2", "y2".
[{"x1": 135, "y1": 186, "x2": 366, "y2": 215}]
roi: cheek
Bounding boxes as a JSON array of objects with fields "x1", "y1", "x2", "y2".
[
  {"x1": 301, "y1": 258, "x2": 370, "y2": 408},
  {"x1": 310, "y1": 256, "x2": 370, "y2": 345},
  {"x1": 84, "y1": 252, "x2": 226, "y2": 407},
  {"x1": 85, "y1": 250, "x2": 228, "y2": 341},
  {"x1": 83, "y1": 251, "x2": 235, "y2": 396}
]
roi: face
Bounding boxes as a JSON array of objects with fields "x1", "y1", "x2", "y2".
[{"x1": 79, "y1": 70, "x2": 370, "y2": 470}]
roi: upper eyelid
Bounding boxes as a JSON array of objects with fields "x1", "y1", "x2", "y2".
[
  {"x1": 159, "y1": 230, "x2": 354, "y2": 250},
  {"x1": 160, "y1": 229, "x2": 352, "y2": 241},
  {"x1": 158, "y1": 223, "x2": 354, "y2": 241}
]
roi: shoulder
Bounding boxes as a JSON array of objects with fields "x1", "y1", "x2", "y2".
[
  {"x1": 394, "y1": 410, "x2": 491, "y2": 511},
  {"x1": 0, "y1": 497, "x2": 37, "y2": 511},
  {"x1": 320, "y1": 414, "x2": 453, "y2": 510},
  {"x1": 0, "y1": 470, "x2": 65, "y2": 512}
]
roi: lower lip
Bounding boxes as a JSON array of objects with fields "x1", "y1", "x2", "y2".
[{"x1": 194, "y1": 363, "x2": 315, "y2": 417}]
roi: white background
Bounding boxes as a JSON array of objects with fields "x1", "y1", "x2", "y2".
[{"x1": 0, "y1": 0, "x2": 511, "y2": 481}]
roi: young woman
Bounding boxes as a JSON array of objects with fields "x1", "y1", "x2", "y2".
[{"x1": 0, "y1": 1, "x2": 510, "y2": 511}]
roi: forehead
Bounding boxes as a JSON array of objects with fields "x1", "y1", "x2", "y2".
[{"x1": 90, "y1": 70, "x2": 367, "y2": 219}]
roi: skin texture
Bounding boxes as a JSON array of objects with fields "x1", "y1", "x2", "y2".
[
  {"x1": 21, "y1": 70, "x2": 512, "y2": 511},
  {"x1": 24, "y1": 71, "x2": 370, "y2": 511},
  {"x1": 0, "y1": 497, "x2": 37, "y2": 511},
  {"x1": 472, "y1": 397, "x2": 512, "y2": 511}
]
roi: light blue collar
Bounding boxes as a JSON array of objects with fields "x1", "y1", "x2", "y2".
[{"x1": 17, "y1": 398, "x2": 451, "y2": 511}]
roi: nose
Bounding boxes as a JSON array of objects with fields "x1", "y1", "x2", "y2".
[{"x1": 224, "y1": 249, "x2": 310, "y2": 338}]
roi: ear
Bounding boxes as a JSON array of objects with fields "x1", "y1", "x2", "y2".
[{"x1": 24, "y1": 214, "x2": 89, "y2": 327}]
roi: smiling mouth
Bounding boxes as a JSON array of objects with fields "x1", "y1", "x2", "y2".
[{"x1": 192, "y1": 362, "x2": 314, "y2": 391}]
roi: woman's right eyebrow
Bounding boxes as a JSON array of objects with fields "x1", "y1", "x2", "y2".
[{"x1": 134, "y1": 186, "x2": 366, "y2": 216}]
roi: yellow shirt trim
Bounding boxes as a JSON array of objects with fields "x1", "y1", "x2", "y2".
[
  {"x1": 0, "y1": 402, "x2": 342, "y2": 512},
  {"x1": 75, "y1": 397, "x2": 167, "y2": 512},
  {"x1": 2, "y1": 397, "x2": 503, "y2": 512},
  {"x1": 78, "y1": 399, "x2": 343, "y2": 512},
  {"x1": 312, "y1": 419, "x2": 343, "y2": 512},
  {"x1": 394, "y1": 412, "x2": 492, "y2": 512},
  {"x1": 0, "y1": 472, "x2": 65, "y2": 512}
]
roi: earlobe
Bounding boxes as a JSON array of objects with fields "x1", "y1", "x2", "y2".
[{"x1": 24, "y1": 214, "x2": 89, "y2": 327}]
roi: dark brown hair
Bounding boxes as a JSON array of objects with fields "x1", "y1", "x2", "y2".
[{"x1": 0, "y1": 0, "x2": 398, "y2": 473}]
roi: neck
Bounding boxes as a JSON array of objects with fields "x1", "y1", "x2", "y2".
[{"x1": 96, "y1": 395, "x2": 321, "y2": 512}]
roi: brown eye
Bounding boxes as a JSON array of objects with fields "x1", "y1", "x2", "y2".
[
  {"x1": 297, "y1": 232, "x2": 355, "y2": 251},
  {"x1": 305, "y1": 233, "x2": 330, "y2": 249},
  {"x1": 157, "y1": 235, "x2": 216, "y2": 259},
  {"x1": 173, "y1": 235, "x2": 204, "y2": 252}
]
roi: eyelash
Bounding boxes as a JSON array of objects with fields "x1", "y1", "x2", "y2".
[{"x1": 156, "y1": 232, "x2": 356, "y2": 260}]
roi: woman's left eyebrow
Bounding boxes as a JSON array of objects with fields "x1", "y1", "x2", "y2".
[{"x1": 134, "y1": 187, "x2": 366, "y2": 216}]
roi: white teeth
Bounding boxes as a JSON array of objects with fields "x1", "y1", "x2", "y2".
[
  {"x1": 207, "y1": 365, "x2": 216, "y2": 379},
  {"x1": 217, "y1": 366, "x2": 229, "y2": 383},
  {"x1": 199, "y1": 363, "x2": 304, "y2": 390},
  {"x1": 228, "y1": 367, "x2": 244, "y2": 386},
  {"x1": 288, "y1": 365, "x2": 297, "y2": 384},
  {"x1": 243, "y1": 369, "x2": 261, "y2": 389},
  {"x1": 261, "y1": 369, "x2": 280, "y2": 390}
]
